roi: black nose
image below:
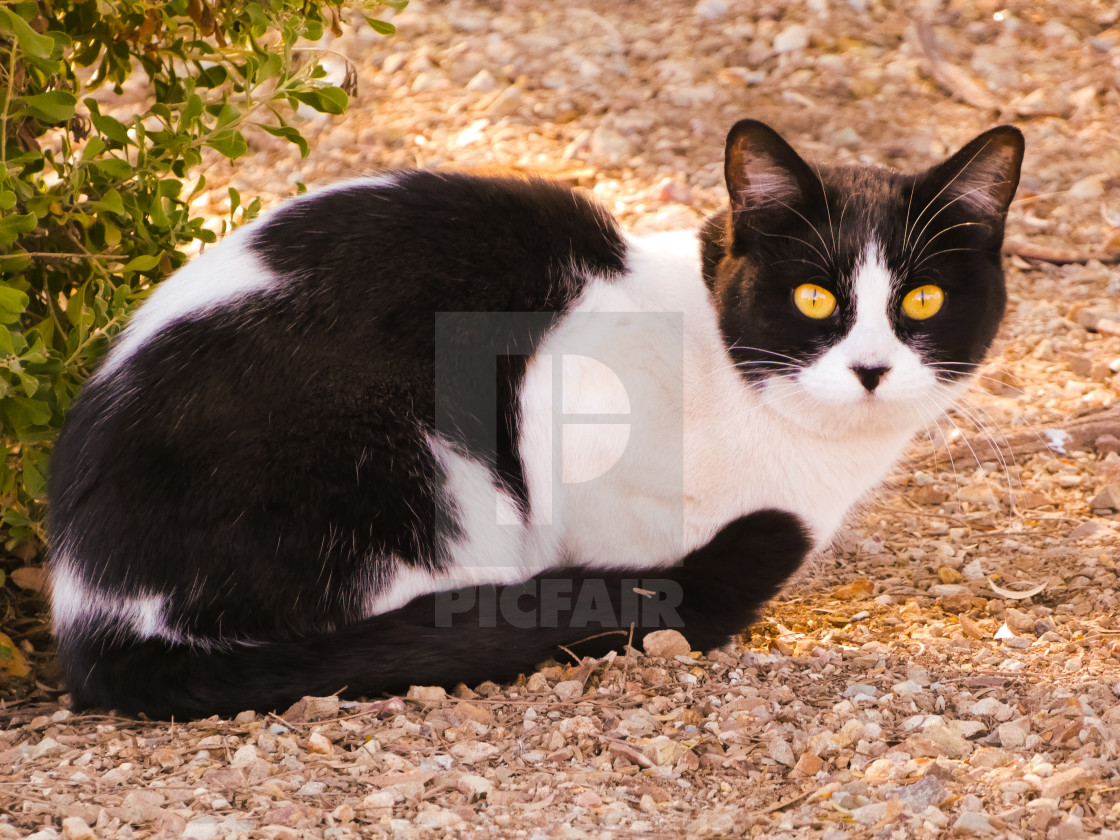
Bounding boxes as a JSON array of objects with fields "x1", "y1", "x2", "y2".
[{"x1": 852, "y1": 365, "x2": 890, "y2": 393}]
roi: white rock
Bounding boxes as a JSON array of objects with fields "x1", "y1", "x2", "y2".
[
  {"x1": 774, "y1": 24, "x2": 810, "y2": 53},
  {"x1": 182, "y1": 817, "x2": 221, "y2": 840},
  {"x1": 952, "y1": 811, "x2": 997, "y2": 835},
  {"x1": 693, "y1": 0, "x2": 730, "y2": 19},
  {"x1": 61, "y1": 818, "x2": 96, "y2": 840},
  {"x1": 589, "y1": 125, "x2": 634, "y2": 168},
  {"x1": 465, "y1": 69, "x2": 498, "y2": 93},
  {"x1": 450, "y1": 740, "x2": 500, "y2": 764}
]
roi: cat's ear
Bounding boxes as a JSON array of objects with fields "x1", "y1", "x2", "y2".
[
  {"x1": 724, "y1": 120, "x2": 818, "y2": 221},
  {"x1": 921, "y1": 126, "x2": 1024, "y2": 218}
]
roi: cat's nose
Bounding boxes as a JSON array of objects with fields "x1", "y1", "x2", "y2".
[{"x1": 851, "y1": 364, "x2": 891, "y2": 393}]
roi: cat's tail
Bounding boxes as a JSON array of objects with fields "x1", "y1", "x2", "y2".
[{"x1": 58, "y1": 509, "x2": 810, "y2": 720}]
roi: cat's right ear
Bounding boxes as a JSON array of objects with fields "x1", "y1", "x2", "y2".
[{"x1": 724, "y1": 120, "x2": 818, "y2": 233}]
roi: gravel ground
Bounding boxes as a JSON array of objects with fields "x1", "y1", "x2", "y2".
[{"x1": 3, "y1": 0, "x2": 1120, "y2": 837}]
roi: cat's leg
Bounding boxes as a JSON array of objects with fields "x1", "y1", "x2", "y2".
[
  {"x1": 542, "y1": 507, "x2": 812, "y2": 659},
  {"x1": 403, "y1": 508, "x2": 810, "y2": 663}
]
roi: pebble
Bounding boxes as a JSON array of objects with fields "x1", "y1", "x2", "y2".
[
  {"x1": 465, "y1": 69, "x2": 498, "y2": 93},
  {"x1": 588, "y1": 125, "x2": 634, "y2": 167},
  {"x1": 60, "y1": 819, "x2": 95, "y2": 840},
  {"x1": 643, "y1": 629, "x2": 691, "y2": 659},
  {"x1": 773, "y1": 24, "x2": 810, "y2": 53},
  {"x1": 953, "y1": 811, "x2": 997, "y2": 835},
  {"x1": 450, "y1": 740, "x2": 500, "y2": 764},
  {"x1": 1039, "y1": 766, "x2": 1096, "y2": 800},
  {"x1": 484, "y1": 84, "x2": 522, "y2": 117},
  {"x1": 693, "y1": 0, "x2": 730, "y2": 20}
]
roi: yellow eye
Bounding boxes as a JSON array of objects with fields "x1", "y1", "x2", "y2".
[
  {"x1": 902, "y1": 285, "x2": 945, "y2": 320},
  {"x1": 792, "y1": 284, "x2": 837, "y2": 319}
]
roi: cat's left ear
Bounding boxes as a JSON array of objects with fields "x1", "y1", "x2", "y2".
[
  {"x1": 921, "y1": 126, "x2": 1025, "y2": 218},
  {"x1": 724, "y1": 120, "x2": 819, "y2": 226}
]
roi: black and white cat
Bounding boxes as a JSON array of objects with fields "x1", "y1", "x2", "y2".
[{"x1": 49, "y1": 120, "x2": 1023, "y2": 718}]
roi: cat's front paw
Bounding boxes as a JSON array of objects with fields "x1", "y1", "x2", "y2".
[{"x1": 683, "y1": 508, "x2": 811, "y2": 586}]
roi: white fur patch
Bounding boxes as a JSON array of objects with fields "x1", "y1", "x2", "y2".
[
  {"x1": 95, "y1": 175, "x2": 400, "y2": 380},
  {"x1": 50, "y1": 549, "x2": 176, "y2": 642},
  {"x1": 361, "y1": 436, "x2": 548, "y2": 616},
  {"x1": 515, "y1": 231, "x2": 965, "y2": 557}
]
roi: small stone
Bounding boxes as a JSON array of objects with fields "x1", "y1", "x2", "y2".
[
  {"x1": 773, "y1": 23, "x2": 810, "y2": 53},
  {"x1": 450, "y1": 740, "x2": 500, "y2": 764},
  {"x1": 970, "y1": 747, "x2": 1013, "y2": 768},
  {"x1": 937, "y1": 566, "x2": 963, "y2": 584},
  {"x1": 31, "y1": 736, "x2": 63, "y2": 759},
  {"x1": 952, "y1": 810, "x2": 997, "y2": 835},
  {"x1": 1069, "y1": 175, "x2": 1105, "y2": 200},
  {"x1": 182, "y1": 817, "x2": 220, "y2": 840},
  {"x1": 643, "y1": 629, "x2": 691, "y2": 659},
  {"x1": 484, "y1": 84, "x2": 522, "y2": 117},
  {"x1": 406, "y1": 685, "x2": 448, "y2": 704},
  {"x1": 588, "y1": 125, "x2": 634, "y2": 168},
  {"x1": 1088, "y1": 485, "x2": 1120, "y2": 511},
  {"x1": 415, "y1": 804, "x2": 463, "y2": 829},
  {"x1": 574, "y1": 789, "x2": 602, "y2": 808},
  {"x1": 998, "y1": 722, "x2": 1028, "y2": 749},
  {"x1": 465, "y1": 69, "x2": 498, "y2": 93},
  {"x1": 61, "y1": 818, "x2": 96, "y2": 840},
  {"x1": 1095, "y1": 435, "x2": 1120, "y2": 456},
  {"x1": 793, "y1": 751, "x2": 827, "y2": 776},
  {"x1": 360, "y1": 791, "x2": 396, "y2": 810},
  {"x1": 553, "y1": 680, "x2": 584, "y2": 701},
  {"x1": 767, "y1": 736, "x2": 795, "y2": 767},
  {"x1": 923, "y1": 720, "x2": 973, "y2": 758},
  {"x1": 1039, "y1": 766, "x2": 1095, "y2": 800},
  {"x1": 307, "y1": 732, "x2": 332, "y2": 755},
  {"x1": 693, "y1": 0, "x2": 729, "y2": 19},
  {"x1": 891, "y1": 775, "x2": 947, "y2": 811},
  {"x1": 1066, "y1": 354, "x2": 1094, "y2": 377},
  {"x1": 843, "y1": 683, "x2": 879, "y2": 699},
  {"x1": 1068, "y1": 520, "x2": 1109, "y2": 539}
]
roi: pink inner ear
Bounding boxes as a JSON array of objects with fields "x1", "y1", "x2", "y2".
[
  {"x1": 738, "y1": 163, "x2": 801, "y2": 210},
  {"x1": 937, "y1": 133, "x2": 1023, "y2": 217}
]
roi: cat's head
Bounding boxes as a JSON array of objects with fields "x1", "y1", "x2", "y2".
[{"x1": 702, "y1": 120, "x2": 1024, "y2": 437}]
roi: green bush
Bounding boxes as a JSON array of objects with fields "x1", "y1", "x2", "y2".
[{"x1": 0, "y1": 0, "x2": 404, "y2": 558}]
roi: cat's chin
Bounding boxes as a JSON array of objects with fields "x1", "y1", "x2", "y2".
[{"x1": 759, "y1": 380, "x2": 961, "y2": 441}]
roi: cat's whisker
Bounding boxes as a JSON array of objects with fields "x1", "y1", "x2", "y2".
[
  {"x1": 764, "y1": 195, "x2": 836, "y2": 264},
  {"x1": 903, "y1": 136, "x2": 998, "y2": 252},
  {"x1": 906, "y1": 222, "x2": 988, "y2": 271},
  {"x1": 946, "y1": 398, "x2": 1021, "y2": 510},
  {"x1": 907, "y1": 180, "x2": 1010, "y2": 259},
  {"x1": 751, "y1": 227, "x2": 832, "y2": 268}
]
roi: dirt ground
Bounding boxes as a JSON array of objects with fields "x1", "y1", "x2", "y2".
[{"x1": 3, "y1": 0, "x2": 1120, "y2": 837}]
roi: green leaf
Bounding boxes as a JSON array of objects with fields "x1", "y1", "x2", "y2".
[
  {"x1": 0, "y1": 7, "x2": 56, "y2": 59},
  {"x1": 90, "y1": 188, "x2": 126, "y2": 216},
  {"x1": 21, "y1": 448, "x2": 49, "y2": 500},
  {"x1": 4, "y1": 396, "x2": 52, "y2": 429},
  {"x1": 21, "y1": 91, "x2": 77, "y2": 124},
  {"x1": 364, "y1": 16, "x2": 397, "y2": 35},
  {"x1": 90, "y1": 157, "x2": 133, "y2": 180},
  {"x1": 0, "y1": 213, "x2": 38, "y2": 248},
  {"x1": 258, "y1": 123, "x2": 310, "y2": 157},
  {"x1": 121, "y1": 255, "x2": 161, "y2": 272},
  {"x1": 205, "y1": 130, "x2": 248, "y2": 160},
  {"x1": 291, "y1": 86, "x2": 348, "y2": 115},
  {"x1": 0, "y1": 287, "x2": 30, "y2": 324}
]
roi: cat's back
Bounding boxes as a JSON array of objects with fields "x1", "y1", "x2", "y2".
[{"x1": 48, "y1": 171, "x2": 629, "y2": 644}]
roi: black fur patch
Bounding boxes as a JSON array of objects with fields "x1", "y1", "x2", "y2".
[{"x1": 50, "y1": 172, "x2": 627, "y2": 645}]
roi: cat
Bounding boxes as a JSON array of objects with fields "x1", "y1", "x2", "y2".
[{"x1": 48, "y1": 120, "x2": 1023, "y2": 719}]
